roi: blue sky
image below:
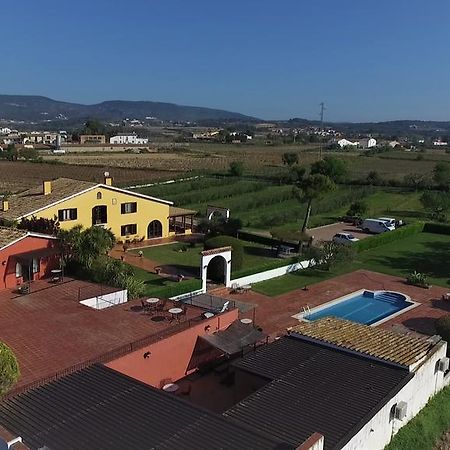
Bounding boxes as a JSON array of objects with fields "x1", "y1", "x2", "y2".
[{"x1": 2, "y1": 0, "x2": 450, "y2": 121}]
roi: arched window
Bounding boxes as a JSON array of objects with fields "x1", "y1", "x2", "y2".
[{"x1": 96, "y1": 192, "x2": 102, "y2": 200}]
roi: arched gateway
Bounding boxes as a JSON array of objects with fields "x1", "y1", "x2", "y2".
[{"x1": 200, "y1": 246, "x2": 232, "y2": 292}]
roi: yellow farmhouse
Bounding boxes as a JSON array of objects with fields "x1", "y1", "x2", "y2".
[{"x1": 0, "y1": 176, "x2": 196, "y2": 241}]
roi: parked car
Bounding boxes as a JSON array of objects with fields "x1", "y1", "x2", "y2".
[
  {"x1": 377, "y1": 217, "x2": 396, "y2": 229},
  {"x1": 332, "y1": 232, "x2": 360, "y2": 245},
  {"x1": 361, "y1": 218, "x2": 395, "y2": 234}
]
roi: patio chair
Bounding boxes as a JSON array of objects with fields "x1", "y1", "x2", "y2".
[
  {"x1": 141, "y1": 299, "x2": 149, "y2": 313},
  {"x1": 230, "y1": 282, "x2": 239, "y2": 293},
  {"x1": 156, "y1": 299, "x2": 168, "y2": 312},
  {"x1": 18, "y1": 284, "x2": 31, "y2": 295}
]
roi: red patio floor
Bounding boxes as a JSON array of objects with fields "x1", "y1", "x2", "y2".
[
  {"x1": 212, "y1": 269, "x2": 450, "y2": 337},
  {"x1": 0, "y1": 278, "x2": 204, "y2": 393}
]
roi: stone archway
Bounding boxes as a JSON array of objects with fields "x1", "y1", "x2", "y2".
[{"x1": 200, "y1": 247, "x2": 232, "y2": 292}]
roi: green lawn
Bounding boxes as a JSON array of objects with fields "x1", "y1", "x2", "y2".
[
  {"x1": 384, "y1": 385, "x2": 450, "y2": 450},
  {"x1": 132, "y1": 240, "x2": 281, "y2": 276},
  {"x1": 254, "y1": 232, "x2": 450, "y2": 296}
]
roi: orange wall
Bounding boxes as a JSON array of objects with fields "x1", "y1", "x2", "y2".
[
  {"x1": 106, "y1": 309, "x2": 239, "y2": 387},
  {"x1": 0, "y1": 236, "x2": 59, "y2": 290}
]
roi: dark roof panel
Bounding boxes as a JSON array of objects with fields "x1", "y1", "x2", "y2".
[
  {"x1": 0, "y1": 364, "x2": 291, "y2": 450},
  {"x1": 226, "y1": 336, "x2": 412, "y2": 450}
]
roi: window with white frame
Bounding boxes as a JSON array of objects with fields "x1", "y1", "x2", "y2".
[{"x1": 58, "y1": 208, "x2": 77, "y2": 221}]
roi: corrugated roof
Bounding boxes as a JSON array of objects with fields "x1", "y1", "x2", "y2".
[
  {"x1": 227, "y1": 336, "x2": 412, "y2": 450},
  {"x1": 289, "y1": 317, "x2": 435, "y2": 367},
  {"x1": 0, "y1": 364, "x2": 293, "y2": 450},
  {"x1": 0, "y1": 227, "x2": 27, "y2": 249},
  {"x1": 0, "y1": 178, "x2": 97, "y2": 221}
]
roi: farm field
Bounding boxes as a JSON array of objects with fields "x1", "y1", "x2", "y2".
[
  {"x1": 41, "y1": 143, "x2": 448, "y2": 182},
  {"x1": 253, "y1": 231, "x2": 450, "y2": 296},
  {"x1": 134, "y1": 176, "x2": 425, "y2": 231},
  {"x1": 0, "y1": 160, "x2": 179, "y2": 193}
]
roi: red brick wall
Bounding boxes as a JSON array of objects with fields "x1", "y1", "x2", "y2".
[
  {"x1": 0, "y1": 236, "x2": 60, "y2": 290},
  {"x1": 106, "y1": 309, "x2": 239, "y2": 387}
]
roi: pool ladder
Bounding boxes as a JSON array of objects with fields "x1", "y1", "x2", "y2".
[{"x1": 302, "y1": 305, "x2": 311, "y2": 319}]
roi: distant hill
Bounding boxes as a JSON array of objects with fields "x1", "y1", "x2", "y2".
[
  {"x1": 287, "y1": 117, "x2": 450, "y2": 137},
  {"x1": 0, "y1": 95, "x2": 258, "y2": 123}
]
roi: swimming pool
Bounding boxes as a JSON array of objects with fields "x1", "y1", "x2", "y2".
[{"x1": 302, "y1": 290, "x2": 416, "y2": 325}]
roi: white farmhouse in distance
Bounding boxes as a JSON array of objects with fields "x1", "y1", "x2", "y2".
[
  {"x1": 358, "y1": 137, "x2": 377, "y2": 149},
  {"x1": 337, "y1": 138, "x2": 358, "y2": 148},
  {"x1": 433, "y1": 139, "x2": 448, "y2": 146},
  {"x1": 110, "y1": 134, "x2": 149, "y2": 145}
]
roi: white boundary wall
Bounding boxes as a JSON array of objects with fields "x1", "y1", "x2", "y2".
[
  {"x1": 342, "y1": 341, "x2": 450, "y2": 450},
  {"x1": 229, "y1": 259, "x2": 314, "y2": 287},
  {"x1": 80, "y1": 289, "x2": 128, "y2": 310}
]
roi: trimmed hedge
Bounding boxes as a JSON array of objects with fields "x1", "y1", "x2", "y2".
[
  {"x1": 238, "y1": 230, "x2": 281, "y2": 247},
  {"x1": 354, "y1": 222, "x2": 425, "y2": 252},
  {"x1": 423, "y1": 222, "x2": 450, "y2": 235}
]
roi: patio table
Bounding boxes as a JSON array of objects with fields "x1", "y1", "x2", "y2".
[
  {"x1": 240, "y1": 318, "x2": 253, "y2": 325},
  {"x1": 168, "y1": 307, "x2": 183, "y2": 322}
]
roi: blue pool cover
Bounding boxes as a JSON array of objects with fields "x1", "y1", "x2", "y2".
[{"x1": 306, "y1": 291, "x2": 412, "y2": 325}]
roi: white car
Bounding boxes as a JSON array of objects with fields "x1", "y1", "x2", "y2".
[
  {"x1": 377, "y1": 217, "x2": 396, "y2": 228},
  {"x1": 332, "y1": 232, "x2": 360, "y2": 245}
]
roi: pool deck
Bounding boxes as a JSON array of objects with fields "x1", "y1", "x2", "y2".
[{"x1": 211, "y1": 269, "x2": 450, "y2": 337}]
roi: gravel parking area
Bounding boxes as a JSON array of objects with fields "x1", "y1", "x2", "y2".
[{"x1": 309, "y1": 222, "x2": 371, "y2": 242}]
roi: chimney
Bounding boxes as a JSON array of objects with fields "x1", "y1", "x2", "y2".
[
  {"x1": 2, "y1": 199, "x2": 9, "y2": 211},
  {"x1": 104, "y1": 172, "x2": 113, "y2": 186},
  {"x1": 43, "y1": 180, "x2": 52, "y2": 195}
]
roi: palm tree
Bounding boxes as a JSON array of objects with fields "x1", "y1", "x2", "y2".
[{"x1": 295, "y1": 174, "x2": 335, "y2": 232}]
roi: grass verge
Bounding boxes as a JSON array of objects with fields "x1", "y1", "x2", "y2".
[{"x1": 384, "y1": 385, "x2": 450, "y2": 450}]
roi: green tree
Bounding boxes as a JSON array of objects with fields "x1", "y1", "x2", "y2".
[
  {"x1": 83, "y1": 119, "x2": 106, "y2": 135},
  {"x1": 229, "y1": 161, "x2": 244, "y2": 177},
  {"x1": 59, "y1": 226, "x2": 115, "y2": 269},
  {"x1": 310, "y1": 156, "x2": 348, "y2": 183},
  {"x1": 289, "y1": 165, "x2": 306, "y2": 184},
  {"x1": 295, "y1": 174, "x2": 335, "y2": 232},
  {"x1": 317, "y1": 241, "x2": 356, "y2": 271},
  {"x1": 420, "y1": 191, "x2": 450, "y2": 222},
  {"x1": 433, "y1": 162, "x2": 450, "y2": 190},
  {"x1": 367, "y1": 170, "x2": 382, "y2": 185},
  {"x1": 0, "y1": 341, "x2": 20, "y2": 396},
  {"x1": 282, "y1": 152, "x2": 299, "y2": 166},
  {"x1": 346, "y1": 200, "x2": 368, "y2": 217},
  {"x1": 403, "y1": 173, "x2": 429, "y2": 191}
]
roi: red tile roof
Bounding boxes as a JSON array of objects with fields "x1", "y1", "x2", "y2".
[{"x1": 0, "y1": 278, "x2": 203, "y2": 394}]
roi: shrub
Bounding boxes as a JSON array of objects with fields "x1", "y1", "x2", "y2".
[
  {"x1": 423, "y1": 222, "x2": 450, "y2": 235},
  {"x1": 204, "y1": 236, "x2": 244, "y2": 280},
  {"x1": 229, "y1": 161, "x2": 244, "y2": 177},
  {"x1": 406, "y1": 271, "x2": 429, "y2": 288},
  {"x1": 354, "y1": 222, "x2": 424, "y2": 252},
  {"x1": 0, "y1": 342, "x2": 20, "y2": 396},
  {"x1": 435, "y1": 315, "x2": 450, "y2": 346}
]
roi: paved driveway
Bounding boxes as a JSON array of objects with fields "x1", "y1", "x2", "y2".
[{"x1": 309, "y1": 222, "x2": 370, "y2": 242}]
